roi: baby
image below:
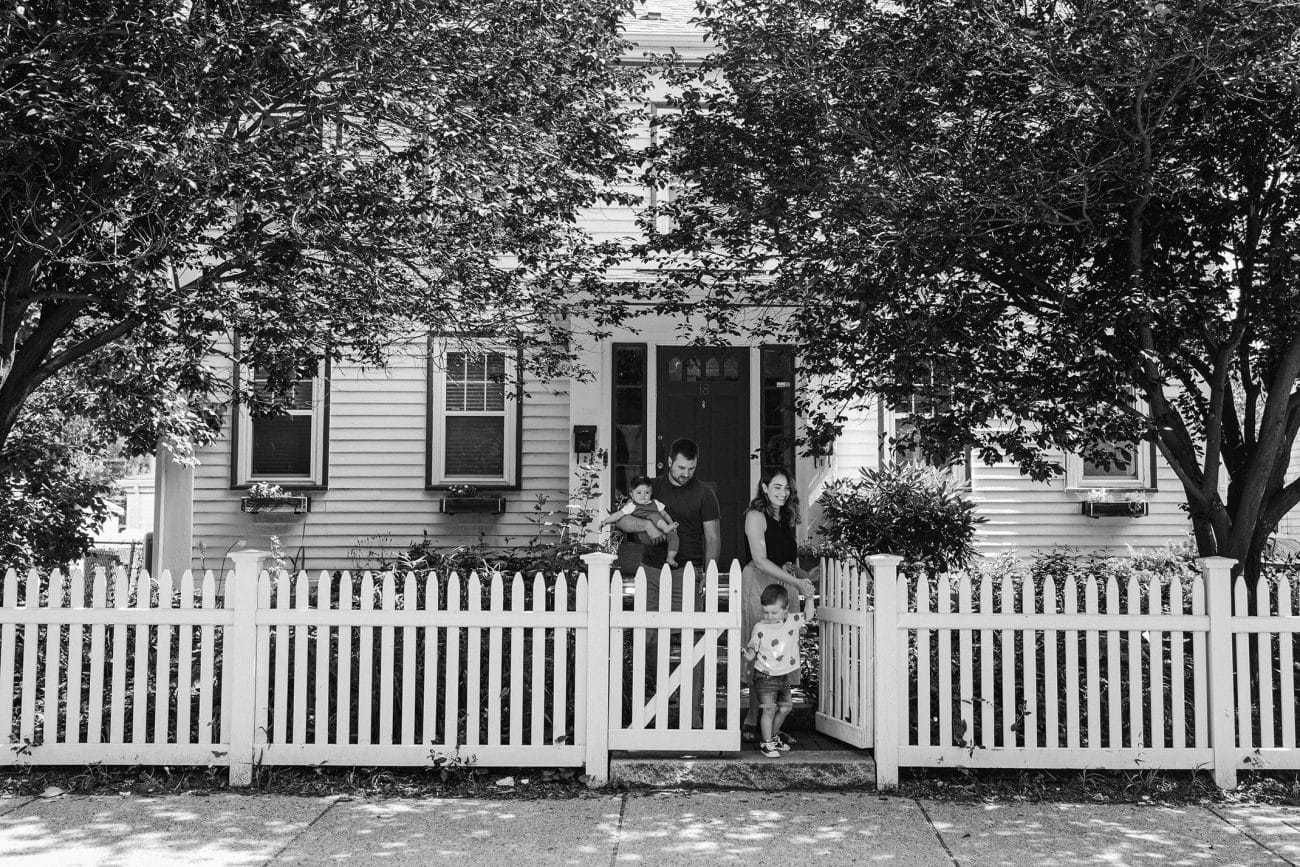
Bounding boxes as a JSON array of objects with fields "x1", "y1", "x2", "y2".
[
  {"x1": 601, "y1": 476, "x2": 680, "y2": 568},
  {"x1": 742, "y1": 583, "x2": 815, "y2": 758}
]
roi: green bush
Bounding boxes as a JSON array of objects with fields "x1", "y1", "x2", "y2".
[{"x1": 815, "y1": 462, "x2": 985, "y2": 575}]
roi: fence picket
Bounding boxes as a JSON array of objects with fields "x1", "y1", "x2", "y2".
[
  {"x1": 402, "y1": 572, "x2": 418, "y2": 746},
  {"x1": 1064, "y1": 574, "x2": 1079, "y2": 749},
  {"x1": 252, "y1": 570, "x2": 272, "y2": 750},
  {"x1": 980, "y1": 573, "x2": 994, "y2": 748},
  {"x1": 958, "y1": 573, "x2": 974, "y2": 751},
  {"x1": 1126, "y1": 576, "x2": 1143, "y2": 749},
  {"x1": 654, "y1": 565, "x2": 672, "y2": 731},
  {"x1": 532, "y1": 573, "x2": 546, "y2": 746},
  {"x1": 553, "y1": 571, "x2": 569, "y2": 747},
  {"x1": 487, "y1": 573, "x2": 504, "y2": 746},
  {"x1": 88, "y1": 570, "x2": 107, "y2": 744},
  {"x1": 679, "y1": 565, "x2": 696, "y2": 732},
  {"x1": 130, "y1": 569, "x2": 151, "y2": 743},
  {"x1": 1043, "y1": 575, "x2": 1058, "y2": 750},
  {"x1": 336, "y1": 572, "x2": 354, "y2": 746},
  {"x1": 154, "y1": 569, "x2": 174, "y2": 744},
  {"x1": 1001, "y1": 573, "x2": 1016, "y2": 747},
  {"x1": 1149, "y1": 574, "x2": 1165, "y2": 749},
  {"x1": 316, "y1": 572, "x2": 332, "y2": 745},
  {"x1": 1169, "y1": 574, "x2": 1186, "y2": 749},
  {"x1": 1104, "y1": 576, "x2": 1120, "y2": 749},
  {"x1": 443, "y1": 573, "x2": 461, "y2": 748},
  {"x1": 1282, "y1": 575, "x2": 1296, "y2": 749},
  {"x1": 357, "y1": 572, "x2": 374, "y2": 745},
  {"x1": 1234, "y1": 577, "x2": 1251, "y2": 750},
  {"x1": 423, "y1": 573, "x2": 440, "y2": 745},
  {"x1": 1192, "y1": 571, "x2": 1208, "y2": 749},
  {"x1": 67, "y1": 569, "x2": 85, "y2": 744},
  {"x1": 1258, "y1": 579, "x2": 1275, "y2": 749},
  {"x1": 466, "y1": 572, "x2": 483, "y2": 747},
  {"x1": 291, "y1": 571, "x2": 310, "y2": 746},
  {"x1": 916, "y1": 576, "x2": 930, "y2": 748},
  {"x1": 702, "y1": 565, "x2": 719, "y2": 733},
  {"x1": 273, "y1": 570, "x2": 291, "y2": 745},
  {"x1": 108, "y1": 568, "x2": 129, "y2": 743},
  {"x1": 1022, "y1": 575, "x2": 1037, "y2": 750},
  {"x1": 631, "y1": 568, "x2": 647, "y2": 731},
  {"x1": 1086, "y1": 576, "x2": 1101, "y2": 749},
  {"x1": 43, "y1": 569, "x2": 63, "y2": 745},
  {"x1": 938, "y1": 574, "x2": 954, "y2": 748},
  {"x1": 198, "y1": 570, "x2": 216, "y2": 746},
  {"x1": 176, "y1": 570, "x2": 193, "y2": 746},
  {"x1": 509, "y1": 573, "x2": 525, "y2": 745},
  {"x1": 379, "y1": 572, "x2": 396, "y2": 745},
  {"x1": 607, "y1": 570, "x2": 623, "y2": 738}
]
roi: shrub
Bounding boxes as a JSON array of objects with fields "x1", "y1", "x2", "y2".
[{"x1": 815, "y1": 462, "x2": 985, "y2": 575}]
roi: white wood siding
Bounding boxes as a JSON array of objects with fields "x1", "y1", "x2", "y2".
[
  {"x1": 190, "y1": 347, "x2": 571, "y2": 572},
  {"x1": 1279, "y1": 437, "x2": 1300, "y2": 539}
]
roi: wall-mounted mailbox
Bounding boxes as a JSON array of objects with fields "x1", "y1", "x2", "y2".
[{"x1": 573, "y1": 425, "x2": 597, "y2": 454}]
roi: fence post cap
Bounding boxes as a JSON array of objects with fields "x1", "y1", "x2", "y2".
[
  {"x1": 1196, "y1": 556, "x2": 1238, "y2": 568},
  {"x1": 866, "y1": 553, "x2": 904, "y2": 566},
  {"x1": 581, "y1": 551, "x2": 618, "y2": 566}
]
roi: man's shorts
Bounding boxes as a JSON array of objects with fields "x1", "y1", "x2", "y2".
[{"x1": 753, "y1": 671, "x2": 795, "y2": 710}]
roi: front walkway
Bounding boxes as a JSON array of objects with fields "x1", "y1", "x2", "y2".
[{"x1": 4, "y1": 790, "x2": 1300, "y2": 865}]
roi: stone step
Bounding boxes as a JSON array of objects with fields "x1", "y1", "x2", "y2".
[{"x1": 609, "y1": 743, "x2": 876, "y2": 791}]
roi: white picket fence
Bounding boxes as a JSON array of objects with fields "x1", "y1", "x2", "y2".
[
  {"x1": 870, "y1": 554, "x2": 1300, "y2": 790},
  {"x1": 1, "y1": 551, "x2": 741, "y2": 784}
]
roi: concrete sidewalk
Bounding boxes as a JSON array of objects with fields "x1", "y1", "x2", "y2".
[{"x1": 3, "y1": 790, "x2": 1300, "y2": 865}]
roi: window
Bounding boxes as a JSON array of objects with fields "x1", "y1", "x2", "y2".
[
  {"x1": 1066, "y1": 441, "x2": 1153, "y2": 490},
  {"x1": 234, "y1": 363, "x2": 329, "y2": 487},
  {"x1": 760, "y1": 346, "x2": 796, "y2": 469},
  {"x1": 428, "y1": 347, "x2": 520, "y2": 487},
  {"x1": 611, "y1": 344, "x2": 648, "y2": 498},
  {"x1": 648, "y1": 103, "x2": 681, "y2": 236}
]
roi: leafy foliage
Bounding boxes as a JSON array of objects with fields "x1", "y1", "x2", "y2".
[
  {"x1": 646, "y1": 0, "x2": 1300, "y2": 579},
  {"x1": 815, "y1": 463, "x2": 985, "y2": 575},
  {"x1": 1, "y1": 0, "x2": 644, "y2": 558}
]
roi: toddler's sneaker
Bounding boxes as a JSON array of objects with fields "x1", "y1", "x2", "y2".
[
  {"x1": 772, "y1": 735, "x2": 792, "y2": 751},
  {"x1": 759, "y1": 740, "x2": 782, "y2": 758}
]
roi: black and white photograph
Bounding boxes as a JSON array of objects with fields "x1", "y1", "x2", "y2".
[{"x1": 3, "y1": 0, "x2": 1300, "y2": 862}]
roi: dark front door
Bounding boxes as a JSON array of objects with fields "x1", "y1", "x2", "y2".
[{"x1": 656, "y1": 347, "x2": 751, "y2": 567}]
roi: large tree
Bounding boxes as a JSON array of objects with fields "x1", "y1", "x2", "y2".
[
  {"x1": 2, "y1": 0, "x2": 643, "y2": 563},
  {"x1": 648, "y1": 0, "x2": 1300, "y2": 580}
]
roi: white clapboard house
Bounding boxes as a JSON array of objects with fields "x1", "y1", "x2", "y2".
[{"x1": 151, "y1": 1, "x2": 1300, "y2": 575}]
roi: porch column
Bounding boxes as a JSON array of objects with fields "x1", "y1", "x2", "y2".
[{"x1": 153, "y1": 444, "x2": 194, "y2": 578}]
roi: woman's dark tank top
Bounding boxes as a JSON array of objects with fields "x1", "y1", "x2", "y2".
[{"x1": 743, "y1": 508, "x2": 798, "y2": 567}]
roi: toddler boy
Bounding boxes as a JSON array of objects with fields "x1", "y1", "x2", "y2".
[
  {"x1": 742, "y1": 583, "x2": 814, "y2": 758},
  {"x1": 601, "y1": 476, "x2": 680, "y2": 568}
]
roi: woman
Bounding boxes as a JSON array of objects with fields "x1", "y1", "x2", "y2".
[{"x1": 740, "y1": 466, "x2": 817, "y2": 743}]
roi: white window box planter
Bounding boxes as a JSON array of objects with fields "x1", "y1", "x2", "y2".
[
  {"x1": 439, "y1": 495, "x2": 506, "y2": 515},
  {"x1": 240, "y1": 495, "x2": 311, "y2": 516},
  {"x1": 1081, "y1": 500, "x2": 1148, "y2": 519}
]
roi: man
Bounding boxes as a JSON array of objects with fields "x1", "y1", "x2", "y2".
[
  {"x1": 615, "y1": 437, "x2": 719, "y2": 727},
  {"x1": 618, "y1": 437, "x2": 721, "y2": 578}
]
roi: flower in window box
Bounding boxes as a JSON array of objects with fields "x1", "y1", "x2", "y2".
[
  {"x1": 447, "y1": 484, "x2": 479, "y2": 497},
  {"x1": 249, "y1": 481, "x2": 288, "y2": 499}
]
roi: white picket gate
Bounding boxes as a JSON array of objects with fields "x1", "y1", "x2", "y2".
[
  {"x1": 607, "y1": 561, "x2": 742, "y2": 752},
  {"x1": 814, "y1": 556, "x2": 875, "y2": 748}
]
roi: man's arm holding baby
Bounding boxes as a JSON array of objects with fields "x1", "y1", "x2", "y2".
[{"x1": 614, "y1": 512, "x2": 664, "y2": 541}]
